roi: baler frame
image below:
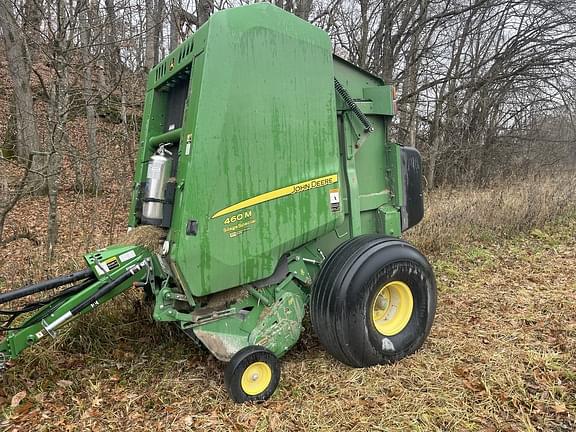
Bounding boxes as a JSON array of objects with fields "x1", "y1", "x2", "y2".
[{"x1": 1, "y1": 3, "x2": 436, "y2": 403}]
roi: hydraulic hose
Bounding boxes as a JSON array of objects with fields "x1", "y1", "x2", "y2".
[
  {"x1": 43, "y1": 259, "x2": 149, "y2": 333},
  {"x1": 1, "y1": 278, "x2": 97, "y2": 331},
  {"x1": 71, "y1": 260, "x2": 148, "y2": 315},
  {"x1": 0, "y1": 268, "x2": 94, "y2": 305}
]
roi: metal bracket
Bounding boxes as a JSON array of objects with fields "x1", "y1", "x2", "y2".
[
  {"x1": 248, "y1": 290, "x2": 306, "y2": 358},
  {"x1": 92, "y1": 256, "x2": 113, "y2": 282},
  {"x1": 179, "y1": 308, "x2": 238, "y2": 331},
  {"x1": 41, "y1": 319, "x2": 57, "y2": 338}
]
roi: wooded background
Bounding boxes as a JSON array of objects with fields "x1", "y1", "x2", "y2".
[{"x1": 1, "y1": 0, "x2": 575, "y2": 256}]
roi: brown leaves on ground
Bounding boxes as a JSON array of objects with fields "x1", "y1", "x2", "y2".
[
  {"x1": 0, "y1": 217, "x2": 573, "y2": 431},
  {"x1": 0, "y1": 194, "x2": 575, "y2": 430}
]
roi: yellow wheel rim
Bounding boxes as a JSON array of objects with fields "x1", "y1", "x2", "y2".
[
  {"x1": 240, "y1": 361, "x2": 272, "y2": 396},
  {"x1": 371, "y1": 281, "x2": 414, "y2": 336}
]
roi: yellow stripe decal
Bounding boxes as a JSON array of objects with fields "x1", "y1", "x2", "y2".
[{"x1": 211, "y1": 174, "x2": 338, "y2": 219}]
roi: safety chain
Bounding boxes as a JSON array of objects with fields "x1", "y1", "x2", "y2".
[{"x1": 0, "y1": 352, "x2": 7, "y2": 373}]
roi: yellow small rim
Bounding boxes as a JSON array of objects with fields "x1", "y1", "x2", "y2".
[
  {"x1": 371, "y1": 281, "x2": 414, "y2": 336},
  {"x1": 240, "y1": 361, "x2": 272, "y2": 396}
]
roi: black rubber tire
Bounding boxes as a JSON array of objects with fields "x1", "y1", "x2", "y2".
[
  {"x1": 310, "y1": 235, "x2": 437, "y2": 367},
  {"x1": 224, "y1": 346, "x2": 280, "y2": 403}
]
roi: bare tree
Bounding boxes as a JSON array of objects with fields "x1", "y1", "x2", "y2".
[
  {"x1": 145, "y1": 0, "x2": 161, "y2": 70},
  {"x1": 196, "y1": 0, "x2": 214, "y2": 26},
  {"x1": 0, "y1": 0, "x2": 45, "y2": 193},
  {"x1": 79, "y1": 0, "x2": 101, "y2": 194}
]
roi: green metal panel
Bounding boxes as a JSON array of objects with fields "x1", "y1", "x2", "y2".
[
  {"x1": 333, "y1": 55, "x2": 384, "y2": 93},
  {"x1": 332, "y1": 57, "x2": 402, "y2": 239},
  {"x1": 165, "y1": 4, "x2": 341, "y2": 296},
  {"x1": 363, "y1": 86, "x2": 396, "y2": 116},
  {"x1": 129, "y1": 3, "x2": 408, "y2": 299}
]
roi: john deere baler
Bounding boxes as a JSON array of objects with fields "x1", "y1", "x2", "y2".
[{"x1": 1, "y1": 3, "x2": 436, "y2": 402}]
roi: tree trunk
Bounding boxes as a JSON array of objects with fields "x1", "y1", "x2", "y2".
[
  {"x1": 144, "y1": 0, "x2": 157, "y2": 71},
  {"x1": 196, "y1": 0, "x2": 213, "y2": 27},
  {"x1": 169, "y1": 0, "x2": 181, "y2": 50},
  {"x1": 426, "y1": 106, "x2": 444, "y2": 190},
  {"x1": 23, "y1": 0, "x2": 43, "y2": 53},
  {"x1": 0, "y1": 1, "x2": 45, "y2": 193},
  {"x1": 397, "y1": 3, "x2": 429, "y2": 148},
  {"x1": 79, "y1": 0, "x2": 101, "y2": 194},
  {"x1": 144, "y1": 0, "x2": 166, "y2": 70},
  {"x1": 45, "y1": 0, "x2": 71, "y2": 259},
  {"x1": 372, "y1": 2, "x2": 394, "y2": 81},
  {"x1": 105, "y1": 0, "x2": 122, "y2": 79},
  {"x1": 294, "y1": 0, "x2": 313, "y2": 20},
  {"x1": 357, "y1": 0, "x2": 369, "y2": 68}
]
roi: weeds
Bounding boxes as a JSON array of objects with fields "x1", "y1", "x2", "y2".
[{"x1": 407, "y1": 173, "x2": 576, "y2": 254}]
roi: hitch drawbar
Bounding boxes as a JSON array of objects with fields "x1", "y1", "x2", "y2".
[
  {"x1": 39, "y1": 260, "x2": 150, "y2": 337},
  {"x1": 0, "y1": 245, "x2": 155, "y2": 369}
]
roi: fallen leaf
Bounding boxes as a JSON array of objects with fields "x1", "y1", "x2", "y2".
[
  {"x1": 554, "y1": 402, "x2": 567, "y2": 414},
  {"x1": 454, "y1": 366, "x2": 470, "y2": 377},
  {"x1": 14, "y1": 401, "x2": 33, "y2": 416},
  {"x1": 463, "y1": 378, "x2": 485, "y2": 393},
  {"x1": 11, "y1": 390, "x2": 27, "y2": 408},
  {"x1": 57, "y1": 380, "x2": 73, "y2": 388},
  {"x1": 81, "y1": 408, "x2": 99, "y2": 419}
]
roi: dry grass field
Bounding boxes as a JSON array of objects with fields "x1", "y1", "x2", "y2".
[{"x1": 1, "y1": 178, "x2": 575, "y2": 431}]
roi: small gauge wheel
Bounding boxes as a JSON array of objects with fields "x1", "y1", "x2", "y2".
[{"x1": 224, "y1": 345, "x2": 280, "y2": 403}]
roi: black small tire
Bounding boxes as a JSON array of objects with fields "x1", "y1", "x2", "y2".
[
  {"x1": 311, "y1": 235, "x2": 436, "y2": 367},
  {"x1": 224, "y1": 346, "x2": 280, "y2": 403}
]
